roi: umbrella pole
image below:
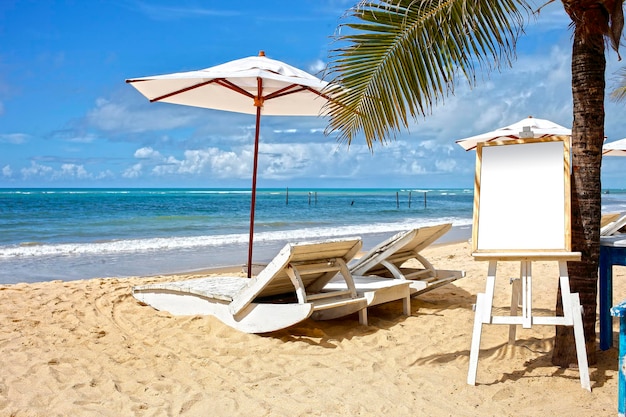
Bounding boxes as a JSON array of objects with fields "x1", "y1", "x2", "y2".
[{"x1": 248, "y1": 98, "x2": 262, "y2": 278}]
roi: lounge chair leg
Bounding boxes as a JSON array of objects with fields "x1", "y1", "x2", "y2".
[
  {"x1": 403, "y1": 294, "x2": 411, "y2": 316},
  {"x1": 358, "y1": 308, "x2": 368, "y2": 326}
]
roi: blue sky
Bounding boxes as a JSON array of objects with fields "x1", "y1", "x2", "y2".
[{"x1": 0, "y1": 1, "x2": 624, "y2": 189}]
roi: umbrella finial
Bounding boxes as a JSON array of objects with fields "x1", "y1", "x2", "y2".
[
  {"x1": 519, "y1": 126, "x2": 534, "y2": 138},
  {"x1": 259, "y1": 50, "x2": 266, "y2": 57}
]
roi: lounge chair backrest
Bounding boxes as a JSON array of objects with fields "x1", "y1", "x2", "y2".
[
  {"x1": 601, "y1": 212, "x2": 622, "y2": 228},
  {"x1": 229, "y1": 238, "x2": 362, "y2": 315},
  {"x1": 350, "y1": 224, "x2": 451, "y2": 276},
  {"x1": 602, "y1": 212, "x2": 626, "y2": 236}
]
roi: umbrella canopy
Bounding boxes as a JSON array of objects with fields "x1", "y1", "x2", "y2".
[
  {"x1": 456, "y1": 116, "x2": 571, "y2": 151},
  {"x1": 603, "y1": 138, "x2": 626, "y2": 156},
  {"x1": 126, "y1": 51, "x2": 332, "y2": 277},
  {"x1": 126, "y1": 52, "x2": 331, "y2": 116}
]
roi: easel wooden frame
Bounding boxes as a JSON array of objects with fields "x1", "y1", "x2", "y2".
[{"x1": 467, "y1": 136, "x2": 590, "y2": 391}]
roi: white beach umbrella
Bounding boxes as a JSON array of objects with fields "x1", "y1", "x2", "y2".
[
  {"x1": 603, "y1": 138, "x2": 626, "y2": 156},
  {"x1": 126, "y1": 51, "x2": 333, "y2": 277},
  {"x1": 455, "y1": 116, "x2": 571, "y2": 151}
]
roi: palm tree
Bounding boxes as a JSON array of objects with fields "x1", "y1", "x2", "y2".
[{"x1": 325, "y1": 0, "x2": 624, "y2": 367}]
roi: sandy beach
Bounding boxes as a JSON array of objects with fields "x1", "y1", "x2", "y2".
[{"x1": 0, "y1": 240, "x2": 622, "y2": 416}]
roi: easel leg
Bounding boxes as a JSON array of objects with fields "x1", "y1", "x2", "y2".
[
  {"x1": 483, "y1": 261, "x2": 497, "y2": 316},
  {"x1": 571, "y1": 293, "x2": 591, "y2": 391},
  {"x1": 468, "y1": 292, "x2": 485, "y2": 386},
  {"x1": 558, "y1": 261, "x2": 591, "y2": 391},
  {"x1": 468, "y1": 261, "x2": 497, "y2": 385},
  {"x1": 522, "y1": 261, "x2": 532, "y2": 329},
  {"x1": 509, "y1": 276, "x2": 521, "y2": 344}
]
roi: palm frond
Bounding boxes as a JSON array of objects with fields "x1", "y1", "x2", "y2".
[
  {"x1": 612, "y1": 67, "x2": 626, "y2": 102},
  {"x1": 325, "y1": 0, "x2": 531, "y2": 147}
]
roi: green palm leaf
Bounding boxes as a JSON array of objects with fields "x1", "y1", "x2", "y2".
[
  {"x1": 325, "y1": 0, "x2": 531, "y2": 147},
  {"x1": 612, "y1": 67, "x2": 626, "y2": 101}
]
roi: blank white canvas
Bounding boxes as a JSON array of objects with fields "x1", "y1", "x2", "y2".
[{"x1": 475, "y1": 140, "x2": 566, "y2": 251}]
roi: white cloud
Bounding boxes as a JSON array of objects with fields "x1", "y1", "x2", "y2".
[
  {"x1": 408, "y1": 161, "x2": 427, "y2": 174},
  {"x1": 123, "y1": 163, "x2": 143, "y2": 179},
  {"x1": 128, "y1": 136, "x2": 467, "y2": 185},
  {"x1": 95, "y1": 170, "x2": 115, "y2": 180},
  {"x1": 56, "y1": 164, "x2": 90, "y2": 180},
  {"x1": 66, "y1": 133, "x2": 98, "y2": 144},
  {"x1": 86, "y1": 98, "x2": 201, "y2": 134},
  {"x1": 20, "y1": 161, "x2": 113, "y2": 181},
  {"x1": 21, "y1": 162, "x2": 53, "y2": 178},
  {"x1": 2, "y1": 165, "x2": 12, "y2": 177},
  {"x1": 138, "y1": 147, "x2": 247, "y2": 178},
  {"x1": 308, "y1": 59, "x2": 326, "y2": 75},
  {"x1": 435, "y1": 158, "x2": 458, "y2": 173},
  {"x1": 134, "y1": 147, "x2": 163, "y2": 159},
  {"x1": 0, "y1": 133, "x2": 29, "y2": 144}
]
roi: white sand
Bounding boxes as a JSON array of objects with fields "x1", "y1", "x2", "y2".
[{"x1": 0, "y1": 240, "x2": 621, "y2": 416}]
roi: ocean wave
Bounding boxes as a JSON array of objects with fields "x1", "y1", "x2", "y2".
[{"x1": 0, "y1": 218, "x2": 470, "y2": 258}]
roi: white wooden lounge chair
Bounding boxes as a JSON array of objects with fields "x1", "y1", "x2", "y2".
[
  {"x1": 132, "y1": 238, "x2": 411, "y2": 333},
  {"x1": 601, "y1": 212, "x2": 626, "y2": 236},
  {"x1": 342, "y1": 224, "x2": 465, "y2": 296}
]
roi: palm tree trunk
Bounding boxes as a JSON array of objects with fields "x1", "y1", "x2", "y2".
[{"x1": 552, "y1": 25, "x2": 605, "y2": 367}]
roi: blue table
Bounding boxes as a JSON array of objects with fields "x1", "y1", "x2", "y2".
[{"x1": 599, "y1": 235, "x2": 626, "y2": 351}]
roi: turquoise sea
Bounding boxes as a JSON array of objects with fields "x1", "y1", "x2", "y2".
[{"x1": 1, "y1": 188, "x2": 625, "y2": 284}]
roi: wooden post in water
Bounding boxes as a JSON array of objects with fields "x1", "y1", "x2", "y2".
[
  {"x1": 408, "y1": 191, "x2": 412, "y2": 208},
  {"x1": 308, "y1": 192, "x2": 312, "y2": 205},
  {"x1": 286, "y1": 187, "x2": 289, "y2": 205},
  {"x1": 396, "y1": 192, "x2": 399, "y2": 208},
  {"x1": 424, "y1": 192, "x2": 427, "y2": 208}
]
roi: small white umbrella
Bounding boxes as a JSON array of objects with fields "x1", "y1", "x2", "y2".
[
  {"x1": 456, "y1": 116, "x2": 571, "y2": 151},
  {"x1": 126, "y1": 51, "x2": 333, "y2": 276},
  {"x1": 603, "y1": 138, "x2": 626, "y2": 156}
]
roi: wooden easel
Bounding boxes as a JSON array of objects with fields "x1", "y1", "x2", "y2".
[
  {"x1": 466, "y1": 137, "x2": 590, "y2": 391},
  {"x1": 467, "y1": 253, "x2": 590, "y2": 391}
]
